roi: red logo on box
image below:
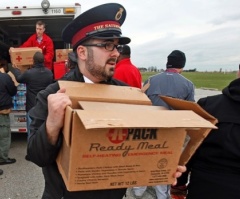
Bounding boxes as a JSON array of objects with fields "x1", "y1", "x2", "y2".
[
  {"x1": 16, "y1": 55, "x2": 22, "y2": 62},
  {"x1": 107, "y1": 129, "x2": 128, "y2": 144},
  {"x1": 57, "y1": 53, "x2": 63, "y2": 59}
]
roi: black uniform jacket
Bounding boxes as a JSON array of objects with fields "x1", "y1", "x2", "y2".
[
  {"x1": 187, "y1": 78, "x2": 240, "y2": 199},
  {"x1": 12, "y1": 63, "x2": 53, "y2": 112},
  {"x1": 28, "y1": 66, "x2": 127, "y2": 199},
  {"x1": 0, "y1": 72, "x2": 17, "y2": 110}
]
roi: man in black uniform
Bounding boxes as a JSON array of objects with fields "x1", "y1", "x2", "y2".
[
  {"x1": 0, "y1": 58, "x2": 17, "y2": 168},
  {"x1": 27, "y1": 3, "x2": 186, "y2": 199},
  {"x1": 12, "y1": 52, "x2": 53, "y2": 141}
]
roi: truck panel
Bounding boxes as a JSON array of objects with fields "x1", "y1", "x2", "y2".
[
  {"x1": 10, "y1": 111, "x2": 27, "y2": 133},
  {"x1": 0, "y1": 1, "x2": 81, "y2": 59},
  {"x1": 0, "y1": 1, "x2": 81, "y2": 133}
]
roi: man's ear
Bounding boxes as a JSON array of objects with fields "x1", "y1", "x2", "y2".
[{"x1": 76, "y1": 46, "x2": 87, "y2": 61}]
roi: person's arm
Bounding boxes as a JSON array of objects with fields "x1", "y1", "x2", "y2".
[
  {"x1": 27, "y1": 83, "x2": 72, "y2": 167},
  {"x1": 44, "y1": 37, "x2": 54, "y2": 63},
  {"x1": 5, "y1": 75, "x2": 17, "y2": 96},
  {"x1": 11, "y1": 67, "x2": 28, "y2": 83},
  {"x1": 185, "y1": 82, "x2": 195, "y2": 102}
]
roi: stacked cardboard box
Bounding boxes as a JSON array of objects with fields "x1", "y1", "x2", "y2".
[
  {"x1": 56, "y1": 81, "x2": 217, "y2": 191},
  {"x1": 9, "y1": 47, "x2": 42, "y2": 72},
  {"x1": 55, "y1": 49, "x2": 73, "y2": 62}
]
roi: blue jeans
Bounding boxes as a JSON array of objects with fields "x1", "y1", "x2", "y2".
[{"x1": 133, "y1": 185, "x2": 171, "y2": 199}]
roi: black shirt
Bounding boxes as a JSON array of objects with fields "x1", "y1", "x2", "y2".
[{"x1": 12, "y1": 63, "x2": 53, "y2": 112}]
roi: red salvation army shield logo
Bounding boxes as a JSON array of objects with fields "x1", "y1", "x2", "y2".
[{"x1": 107, "y1": 129, "x2": 128, "y2": 144}]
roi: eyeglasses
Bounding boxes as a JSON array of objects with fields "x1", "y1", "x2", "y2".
[{"x1": 83, "y1": 42, "x2": 119, "y2": 52}]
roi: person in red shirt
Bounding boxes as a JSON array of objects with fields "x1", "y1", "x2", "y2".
[
  {"x1": 114, "y1": 45, "x2": 142, "y2": 88},
  {"x1": 20, "y1": 20, "x2": 54, "y2": 70}
]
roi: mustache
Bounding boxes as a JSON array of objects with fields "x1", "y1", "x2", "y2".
[{"x1": 106, "y1": 58, "x2": 117, "y2": 64}]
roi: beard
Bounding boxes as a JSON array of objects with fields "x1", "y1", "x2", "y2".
[{"x1": 85, "y1": 48, "x2": 115, "y2": 81}]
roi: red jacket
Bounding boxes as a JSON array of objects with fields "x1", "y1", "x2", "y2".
[
  {"x1": 21, "y1": 33, "x2": 54, "y2": 70},
  {"x1": 114, "y1": 58, "x2": 142, "y2": 89}
]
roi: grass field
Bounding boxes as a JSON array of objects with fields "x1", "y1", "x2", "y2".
[{"x1": 141, "y1": 71, "x2": 237, "y2": 91}]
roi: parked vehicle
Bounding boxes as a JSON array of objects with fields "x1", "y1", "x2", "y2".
[{"x1": 0, "y1": 0, "x2": 81, "y2": 132}]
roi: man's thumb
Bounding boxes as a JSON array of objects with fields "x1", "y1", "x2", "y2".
[{"x1": 57, "y1": 88, "x2": 66, "y2": 93}]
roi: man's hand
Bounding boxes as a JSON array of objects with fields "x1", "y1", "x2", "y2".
[
  {"x1": 46, "y1": 88, "x2": 72, "y2": 145},
  {"x1": 11, "y1": 63, "x2": 19, "y2": 69},
  {"x1": 172, "y1": 165, "x2": 187, "y2": 186},
  {"x1": 9, "y1": 47, "x2": 14, "y2": 53}
]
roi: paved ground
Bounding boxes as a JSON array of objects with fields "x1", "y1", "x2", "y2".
[
  {"x1": 194, "y1": 87, "x2": 221, "y2": 101},
  {"x1": 0, "y1": 89, "x2": 221, "y2": 199}
]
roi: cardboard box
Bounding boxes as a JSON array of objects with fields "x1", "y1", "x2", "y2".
[
  {"x1": 55, "y1": 49, "x2": 72, "y2": 62},
  {"x1": 56, "y1": 81, "x2": 217, "y2": 191},
  {"x1": 9, "y1": 47, "x2": 42, "y2": 66}
]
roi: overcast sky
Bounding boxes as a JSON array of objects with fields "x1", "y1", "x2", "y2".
[{"x1": 3, "y1": 0, "x2": 240, "y2": 71}]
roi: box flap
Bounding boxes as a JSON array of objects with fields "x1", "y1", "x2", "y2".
[
  {"x1": 75, "y1": 109, "x2": 217, "y2": 130},
  {"x1": 160, "y1": 96, "x2": 218, "y2": 165},
  {"x1": 160, "y1": 96, "x2": 217, "y2": 123},
  {"x1": 79, "y1": 101, "x2": 167, "y2": 111},
  {"x1": 59, "y1": 81, "x2": 152, "y2": 106},
  {"x1": 179, "y1": 128, "x2": 212, "y2": 165}
]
